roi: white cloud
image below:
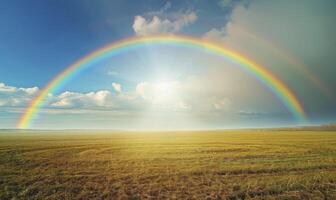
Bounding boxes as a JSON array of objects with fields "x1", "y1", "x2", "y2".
[
  {"x1": 132, "y1": 11, "x2": 197, "y2": 36},
  {"x1": 203, "y1": 26, "x2": 227, "y2": 42},
  {"x1": 49, "y1": 88, "x2": 141, "y2": 111},
  {"x1": 0, "y1": 66, "x2": 277, "y2": 118},
  {"x1": 0, "y1": 83, "x2": 17, "y2": 93},
  {"x1": 51, "y1": 90, "x2": 112, "y2": 108},
  {"x1": 23, "y1": 87, "x2": 39, "y2": 95},
  {"x1": 0, "y1": 73, "x2": 283, "y2": 129},
  {"x1": 0, "y1": 83, "x2": 39, "y2": 107},
  {"x1": 112, "y1": 82, "x2": 122, "y2": 92},
  {"x1": 0, "y1": 83, "x2": 38, "y2": 94}
]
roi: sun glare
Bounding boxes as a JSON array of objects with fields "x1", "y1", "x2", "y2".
[{"x1": 152, "y1": 81, "x2": 180, "y2": 106}]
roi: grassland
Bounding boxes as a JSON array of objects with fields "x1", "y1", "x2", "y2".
[{"x1": 0, "y1": 130, "x2": 335, "y2": 199}]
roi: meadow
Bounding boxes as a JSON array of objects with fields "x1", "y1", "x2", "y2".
[{"x1": 0, "y1": 130, "x2": 335, "y2": 199}]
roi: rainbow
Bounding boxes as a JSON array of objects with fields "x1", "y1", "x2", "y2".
[
  {"x1": 232, "y1": 25, "x2": 334, "y2": 100},
  {"x1": 17, "y1": 35, "x2": 307, "y2": 128}
]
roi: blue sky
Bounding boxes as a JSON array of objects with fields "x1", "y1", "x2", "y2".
[
  {"x1": 0, "y1": 0, "x2": 231, "y2": 87},
  {"x1": 0, "y1": 0, "x2": 335, "y2": 129}
]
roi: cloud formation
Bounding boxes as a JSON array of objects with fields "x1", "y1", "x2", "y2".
[
  {"x1": 132, "y1": 11, "x2": 197, "y2": 36},
  {"x1": 0, "y1": 75, "x2": 238, "y2": 113},
  {"x1": 51, "y1": 90, "x2": 112, "y2": 108},
  {"x1": 112, "y1": 82, "x2": 122, "y2": 92},
  {"x1": 203, "y1": 0, "x2": 336, "y2": 114},
  {"x1": 0, "y1": 83, "x2": 39, "y2": 107}
]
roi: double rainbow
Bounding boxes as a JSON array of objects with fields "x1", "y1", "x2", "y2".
[
  {"x1": 17, "y1": 35, "x2": 307, "y2": 128},
  {"x1": 233, "y1": 25, "x2": 334, "y2": 100}
]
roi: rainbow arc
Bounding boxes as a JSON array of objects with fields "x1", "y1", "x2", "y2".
[{"x1": 17, "y1": 35, "x2": 307, "y2": 128}]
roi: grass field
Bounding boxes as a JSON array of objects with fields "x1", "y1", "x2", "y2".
[{"x1": 0, "y1": 130, "x2": 336, "y2": 199}]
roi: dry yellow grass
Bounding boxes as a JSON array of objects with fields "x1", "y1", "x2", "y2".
[{"x1": 0, "y1": 130, "x2": 336, "y2": 199}]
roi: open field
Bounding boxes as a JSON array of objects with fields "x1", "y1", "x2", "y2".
[{"x1": 0, "y1": 131, "x2": 336, "y2": 199}]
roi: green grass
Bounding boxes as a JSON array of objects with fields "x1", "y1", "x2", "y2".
[{"x1": 0, "y1": 131, "x2": 336, "y2": 199}]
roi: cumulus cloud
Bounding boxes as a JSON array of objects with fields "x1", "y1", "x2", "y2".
[
  {"x1": 49, "y1": 88, "x2": 139, "y2": 111},
  {"x1": 0, "y1": 74, "x2": 280, "y2": 129},
  {"x1": 132, "y1": 11, "x2": 197, "y2": 36},
  {"x1": 0, "y1": 83, "x2": 39, "y2": 107},
  {"x1": 51, "y1": 90, "x2": 112, "y2": 108},
  {"x1": 0, "y1": 83, "x2": 38, "y2": 94},
  {"x1": 202, "y1": 0, "x2": 250, "y2": 41},
  {"x1": 0, "y1": 82, "x2": 138, "y2": 112},
  {"x1": 112, "y1": 82, "x2": 122, "y2": 92},
  {"x1": 0, "y1": 67, "x2": 275, "y2": 117},
  {"x1": 203, "y1": 26, "x2": 227, "y2": 42}
]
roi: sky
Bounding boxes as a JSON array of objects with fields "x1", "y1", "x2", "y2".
[{"x1": 0, "y1": 0, "x2": 335, "y2": 129}]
